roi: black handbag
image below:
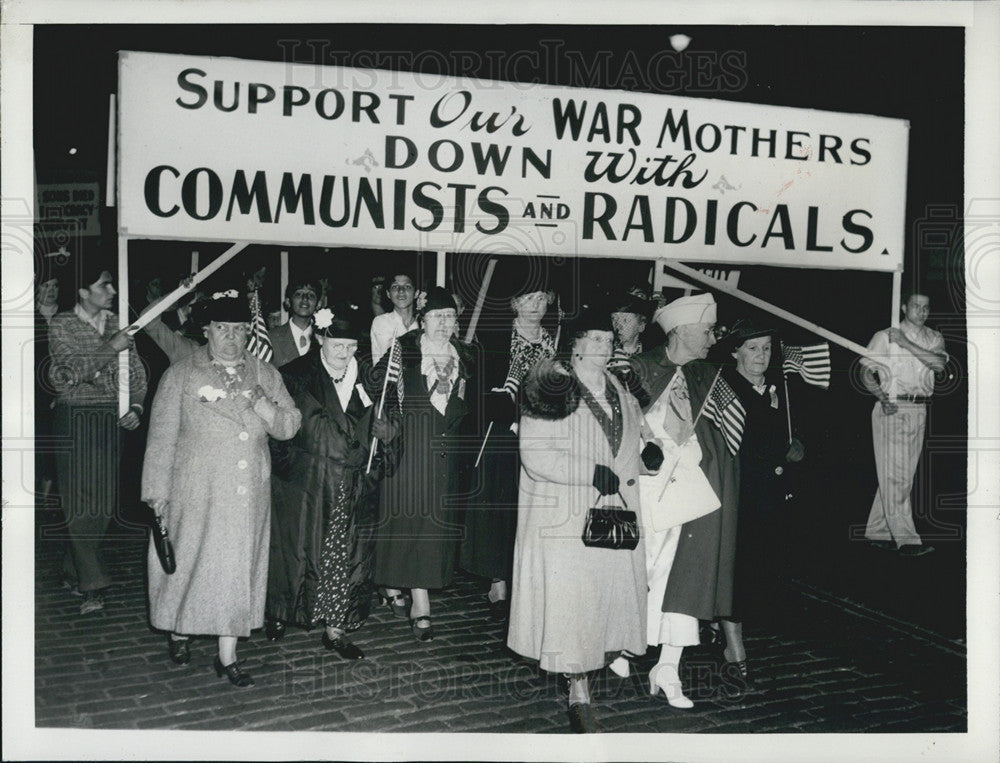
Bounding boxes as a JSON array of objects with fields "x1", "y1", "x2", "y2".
[
  {"x1": 150, "y1": 512, "x2": 176, "y2": 574},
  {"x1": 582, "y1": 491, "x2": 640, "y2": 550}
]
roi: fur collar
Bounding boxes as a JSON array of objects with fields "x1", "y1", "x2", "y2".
[{"x1": 523, "y1": 358, "x2": 582, "y2": 420}]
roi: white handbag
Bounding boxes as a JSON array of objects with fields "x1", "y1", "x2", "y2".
[{"x1": 639, "y1": 376, "x2": 721, "y2": 532}]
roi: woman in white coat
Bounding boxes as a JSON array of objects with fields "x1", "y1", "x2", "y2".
[
  {"x1": 508, "y1": 305, "x2": 647, "y2": 733},
  {"x1": 142, "y1": 291, "x2": 301, "y2": 687}
]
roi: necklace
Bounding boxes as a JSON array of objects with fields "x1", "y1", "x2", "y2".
[
  {"x1": 211, "y1": 356, "x2": 246, "y2": 396},
  {"x1": 430, "y1": 355, "x2": 456, "y2": 395}
]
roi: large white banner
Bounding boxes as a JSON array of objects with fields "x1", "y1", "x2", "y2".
[{"x1": 118, "y1": 51, "x2": 908, "y2": 271}]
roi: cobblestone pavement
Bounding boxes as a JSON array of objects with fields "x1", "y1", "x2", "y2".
[{"x1": 32, "y1": 518, "x2": 966, "y2": 739}]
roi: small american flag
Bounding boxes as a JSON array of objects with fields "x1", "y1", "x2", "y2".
[
  {"x1": 384, "y1": 336, "x2": 404, "y2": 410},
  {"x1": 246, "y1": 290, "x2": 274, "y2": 363},
  {"x1": 702, "y1": 375, "x2": 746, "y2": 456},
  {"x1": 782, "y1": 341, "x2": 831, "y2": 389}
]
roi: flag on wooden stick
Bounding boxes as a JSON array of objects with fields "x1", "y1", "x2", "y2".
[
  {"x1": 782, "y1": 341, "x2": 831, "y2": 389},
  {"x1": 702, "y1": 374, "x2": 746, "y2": 455},
  {"x1": 384, "y1": 336, "x2": 404, "y2": 410},
  {"x1": 246, "y1": 290, "x2": 274, "y2": 363}
]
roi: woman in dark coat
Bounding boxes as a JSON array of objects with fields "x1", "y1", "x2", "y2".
[
  {"x1": 722, "y1": 320, "x2": 804, "y2": 636},
  {"x1": 460, "y1": 280, "x2": 556, "y2": 622},
  {"x1": 373, "y1": 286, "x2": 480, "y2": 642},
  {"x1": 265, "y1": 305, "x2": 398, "y2": 659}
]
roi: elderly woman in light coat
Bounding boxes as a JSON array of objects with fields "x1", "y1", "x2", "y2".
[
  {"x1": 508, "y1": 304, "x2": 648, "y2": 734},
  {"x1": 142, "y1": 291, "x2": 301, "y2": 687}
]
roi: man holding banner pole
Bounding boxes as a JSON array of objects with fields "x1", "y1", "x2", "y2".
[
  {"x1": 859, "y1": 291, "x2": 947, "y2": 557},
  {"x1": 49, "y1": 258, "x2": 148, "y2": 615}
]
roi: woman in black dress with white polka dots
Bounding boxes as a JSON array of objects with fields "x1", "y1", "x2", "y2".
[{"x1": 265, "y1": 305, "x2": 398, "y2": 658}]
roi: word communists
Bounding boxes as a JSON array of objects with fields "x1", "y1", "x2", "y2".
[{"x1": 142, "y1": 165, "x2": 876, "y2": 254}]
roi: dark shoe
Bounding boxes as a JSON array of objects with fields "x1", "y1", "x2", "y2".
[
  {"x1": 80, "y1": 590, "x2": 104, "y2": 615},
  {"x1": 214, "y1": 656, "x2": 255, "y2": 687},
  {"x1": 899, "y1": 544, "x2": 935, "y2": 556},
  {"x1": 700, "y1": 621, "x2": 722, "y2": 646},
  {"x1": 168, "y1": 636, "x2": 191, "y2": 665},
  {"x1": 322, "y1": 631, "x2": 365, "y2": 660},
  {"x1": 720, "y1": 659, "x2": 758, "y2": 698},
  {"x1": 387, "y1": 593, "x2": 411, "y2": 619},
  {"x1": 487, "y1": 596, "x2": 509, "y2": 623},
  {"x1": 410, "y1": 615, "x2": 434, "y2": 642},
  {"x1": 265, "y1": 619, "x2": 286, "y2": 641},
  {"x1": 865, "y1": 539, "x2": 895, "y2": 551},
  {"x1": 567, "y1": 703, "x2": 599, "y2": 733}
]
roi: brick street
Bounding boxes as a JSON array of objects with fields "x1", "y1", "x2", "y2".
[{"x1": 33, "y1": 516, "x2": 966, "y2": 737}]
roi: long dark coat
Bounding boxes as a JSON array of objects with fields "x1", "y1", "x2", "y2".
[
  {"x1": 725, "y1": 367, "x2": 793, "y2": 619},
  {"x1": 266, "y1": 350, "x2": 389, "y2": 630},
  {"x1": 373, "y1": 330, "x2": 481, "y2": 590},
  {"x1": 460, "y1": 323, "x2": 554, "y2": 582},
  {"x1": 629, "y1": 346, "x2": 740, "y2": 621}
]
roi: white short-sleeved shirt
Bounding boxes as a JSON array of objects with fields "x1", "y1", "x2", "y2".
[
  {"x1": 370, "y1": 310, "x2": 417, "y2": 362},
  {"x1": 861, "y1": 322, "x2": 947, "y2": 397}
]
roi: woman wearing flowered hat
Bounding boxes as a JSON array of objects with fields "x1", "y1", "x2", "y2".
[
  {"x1": 264, "y1": 303, "x2": 399, "y2": 659},
  {"x1": 372, "y1": 286, "x2": 481, "y2": 642},
  {"x1": 142, "y1": 289, "x2": 301, "y2": 687}
]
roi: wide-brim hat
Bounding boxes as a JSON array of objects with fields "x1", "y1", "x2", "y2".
[
  {"x1": 610, "y1": 292, "x2": 653, "y2": 321},
  {"x1": 485, "y1": 256, "x2": 552, "y2": 305},
  {"x1": 420, "y1": 286, "x2": 458, "y2": 315},
  {"x1": 719, "y1": 318, "x2": 775, "y2": 352},
  {"x1": 314, "y1": 302, "x2": 362, "y2": 341},
  {"x1": 199, "y1": 289, "x2": 250, "y2": 324}
]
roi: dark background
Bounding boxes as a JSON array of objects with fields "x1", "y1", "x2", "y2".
[{"x1": 33, "y1": 24, "x2": 967, "y2": 638}]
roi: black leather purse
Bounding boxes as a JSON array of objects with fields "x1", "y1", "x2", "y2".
[
  {"x1": 150, "y1": 512, "x2": 176, "y2": 574},
  {"x1": 582, "y1": 491, "x2": 640, "y2": 550}
]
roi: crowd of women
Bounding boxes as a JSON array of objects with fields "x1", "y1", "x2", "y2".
[{"x1": 39, "y1": 260, "x2": 803, "y2": 733}]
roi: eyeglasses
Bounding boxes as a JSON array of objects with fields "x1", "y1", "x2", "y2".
[{"x1": 212, "y1": 323, "x2": 248, "y2": 337}]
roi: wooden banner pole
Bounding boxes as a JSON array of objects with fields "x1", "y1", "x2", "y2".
[
  {"x1": 463, "y1": 259, "x2": 498, "y2": 343},
  {"x1": 661, "y1": 261, "x2": 880, "y2": 362},
  {"x1": 888, "y1": 270, "x2": 903, "y2": 402},
  {"x1": 279, "y1": 250, "x2": 289, "y2": 323},
  {"x1": 117, "y1": 235, "x2": 130, "y2": 417},
  {"x1": 128, "y1": 242, "x2": 250, "y2": 333},
  {"x1": 436, "y1": 251, "x2": 447, "y2": 288}
]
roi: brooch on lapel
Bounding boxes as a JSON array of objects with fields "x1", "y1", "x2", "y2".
[{"x1": 198, "y1": 385, "x2": 227, "y2": 402}]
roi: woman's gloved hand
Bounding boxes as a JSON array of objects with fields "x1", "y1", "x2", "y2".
[
  {"x1": 592, "y1": 464, "x2": 620, "y2": 496},
  {"x1": 785, "y1": 437, "x2": 805, "y2": 463},
  {"x1": 641, "y1": 441, "x2": 665, "y2": 472},
  {"x1": 371, "y1": 415, "x2": 400, "y2": 442}
]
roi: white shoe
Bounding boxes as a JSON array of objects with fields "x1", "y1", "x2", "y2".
[
  {"x1": 608, "y1": 656, "x2": 630, "y2": 678},
  {"x1": 649, "y1": 665, "x2": 693, "y2": 709}
]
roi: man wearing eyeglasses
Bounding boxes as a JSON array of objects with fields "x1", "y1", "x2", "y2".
[{"x1": 370, "y1": 272, "x2": 419, "y2": 363}]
